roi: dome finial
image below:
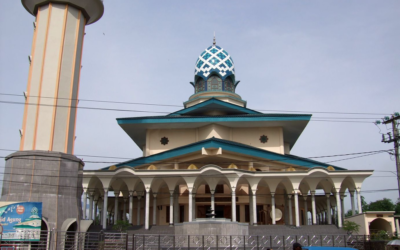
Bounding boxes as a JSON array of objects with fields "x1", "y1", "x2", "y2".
[{"x1": 213, "y1": 31, "x2": 216, "y2": 46}]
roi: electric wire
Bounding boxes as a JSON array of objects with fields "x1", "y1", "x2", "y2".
[
  {"x1": 0, "y1": 92, "x2": 389, "y2": 117},
  {"x1": 0, "y1": 99, "x2": 377, "y2": 123},
  {"x1": 0, "y1": 149, "x2": 393, "y2": 166},
  {"x1": 0, "y1": 148, "x2": 392, "y2": 160}
]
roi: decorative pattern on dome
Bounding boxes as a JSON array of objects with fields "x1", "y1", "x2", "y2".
[{"x1": 195, "y1": 45, "x2": 235, "y2": 79}]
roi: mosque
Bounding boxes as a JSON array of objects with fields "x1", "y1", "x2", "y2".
[
  {"x1": 1, "y1": 0, "x2": 373, "y2": 237},
  {"x1": 82, "y1": 39, "x2": 373, "y2": 231}
]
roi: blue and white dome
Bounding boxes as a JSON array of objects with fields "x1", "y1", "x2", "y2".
[{"x1": 194, "y1": 45, "x2": 235, "y2": 81}]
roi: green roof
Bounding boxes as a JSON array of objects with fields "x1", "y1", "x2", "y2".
[{"x1": 106, "y1": 137, "x2": 345, "y2": 170}]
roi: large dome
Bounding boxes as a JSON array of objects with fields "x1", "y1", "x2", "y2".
[{"x1": 194, "y1": 45, "x2": 235, "y2": 81}]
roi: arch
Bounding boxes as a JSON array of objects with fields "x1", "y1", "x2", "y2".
[
  {"x1": 369, "y1": 218, "x2": 393, "y2": 234},
  {"x1": 302, "y1": 170, "x2": 335, "y2": 194},
  {"x1": 224, "y1": 76, "x2": 234, "y2": 92},
  {"x1": 64, "y1": 221, "x2": 77, "y2": 250},
  {"x1": 195, "y1": 77, "x2": 206, "y2": 93},
  {"x1": 207, "y1": 75, "x2": 223, "y2": 91},
  {"x1": 30, "y1": 217, "x2": 50, "y2": 250},
  {"x1": 340, "y1": 176, "x2": 357, "y2": 193}
]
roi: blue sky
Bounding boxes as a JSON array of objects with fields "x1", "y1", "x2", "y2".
[{"x1": 0, "y1": 1, "x2": 399, "y2": 210}]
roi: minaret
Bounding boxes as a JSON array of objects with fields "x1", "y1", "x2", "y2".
[
  {"x1": 0, "y1": 0, "x2": 104, "y2": 232},
  {"x1": 20, "y1": 0, "x2": 103, "y2": 154}
]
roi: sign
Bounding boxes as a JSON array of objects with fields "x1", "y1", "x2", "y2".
[{"x1": 0, "y1": 202, "x2": 42, "y2": 241}]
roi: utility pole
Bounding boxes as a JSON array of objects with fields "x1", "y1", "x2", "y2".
[{"x1": 379, "y1": 113, "x2": 400, "y2": 198}]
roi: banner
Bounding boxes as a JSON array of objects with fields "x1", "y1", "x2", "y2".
[{"x1": 0, "y1": 202, "x2": 42, "y2": 241}]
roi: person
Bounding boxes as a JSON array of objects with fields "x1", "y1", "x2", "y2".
[{"x1": 293, "y1": 242, "x2": 302, "y2": 250}]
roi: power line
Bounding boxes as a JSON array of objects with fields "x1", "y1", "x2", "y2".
[
  {"x1": 0, "y1": 149, "x2": 392, "y2": 166},
  {"x1": 0, "y1": 100, "x2": 380, "y2": 124},
  {"x1": 0, "y1": 92, "x2": 389, "y2": 116},
  {"x1": 0, "y1": 148, "x2": 392, "y2": 161},
  {"x1": 0, "y1": 100, "x2": 377, "y2": 124}
]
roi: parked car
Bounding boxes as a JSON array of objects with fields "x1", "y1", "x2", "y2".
[{"x1": 303, "y1": 247, "x2": 357, "y2": 250}]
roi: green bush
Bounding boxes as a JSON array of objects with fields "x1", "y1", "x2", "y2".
[
  {"x1": 343, "y1": 220, "x2": 360, "y2": 235},
  {"x1": 112, "y1": 220, "x2": 130, "y2": 232}
]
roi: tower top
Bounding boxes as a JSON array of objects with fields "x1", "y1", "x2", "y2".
[
  {"x1": 213, "y1": 32, "x2": 216, "y2": 46},
  {"x1": 21, "y1": 0, "x2": 104, "y2": 24}
]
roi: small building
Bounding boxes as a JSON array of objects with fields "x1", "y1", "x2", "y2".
[{"x1": 345, "y1": 211, "x2": 396, "y2": 235}]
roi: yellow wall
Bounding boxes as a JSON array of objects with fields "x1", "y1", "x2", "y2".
[{"x1": 145, "y1": 125, "x2": 285, "y2": 156}]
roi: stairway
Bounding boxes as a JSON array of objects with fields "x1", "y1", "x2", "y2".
[{"x1": 92, "y1": 224, "x2": 347, "y2": 236}]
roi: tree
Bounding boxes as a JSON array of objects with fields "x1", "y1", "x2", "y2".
[
  {"x1": 345, "y1": 209, "x2": 359, "y2": 218},
  {"x1": 365, "y1": 198, "x2": 395, "y2": 211},
  {"x1": 343, "y1": 220, "x2": 360, "y2": 235},
  {"x1": 361, "y1": 196, "x2": 368, "y2": 212},
  {"x1": 395, "y1": 199, "x2": 400, "y2": 215}
]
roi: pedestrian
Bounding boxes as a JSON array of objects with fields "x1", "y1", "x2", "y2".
[{"x1": 293, "y1": 242, "x2": 302, "y2": 250}]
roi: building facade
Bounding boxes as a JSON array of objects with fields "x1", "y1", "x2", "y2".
[{"x1": 82, "y1": 42, "x2": 373, "y2": 230}]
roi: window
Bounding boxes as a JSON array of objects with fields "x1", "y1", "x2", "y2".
[
  {"x1": 207, "y1": 76, "x2": 222, "y2": 91},
  {"x1": 224, "y1": 78, "x2": 234, "y2": 92},
  {"x1": 195, "y1": 78, "x2": 205, "y2": 93}
]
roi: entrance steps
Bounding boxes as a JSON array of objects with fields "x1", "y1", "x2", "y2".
[{"x1": 124, "y1": 224, "x2": 347, "y2": 236}]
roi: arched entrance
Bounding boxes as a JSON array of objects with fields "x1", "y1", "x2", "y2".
[
  {"x1": 64, "y1": 221, "x2": 78, "y2": 250},
  {"x1": 369, "y1": 218, "x2": 393, "y2": 234}
]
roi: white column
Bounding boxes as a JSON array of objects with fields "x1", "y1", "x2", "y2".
[
  {"x1": 123, "y1": 198, "x2": 127, "y2": 221},
  {"x1": 356, "y1": 188, "x2": 362, "y2": 214},
  {"x1": 169, "y1": 190, "x2": 174, "y2": 226},
  {"x1": 350, "y1": 190, "x2": 355, "y2": 216},
  {"x1": 336, "y1": 190, "x2": 342, "y2": 227},
  {"x1": 271, "y1": 192, "x2": 276, "y2": 225},
  {"x1": 153, "y1": 193, "x2": 157, "y2": 225},
  {"x1": 174, "y1": 192, "x2": 179, "y2": 224},
  {"x1": 129, "y1": 192, "x2": 133, "y2": 224},
  {"x1": 294, "y1": 191, "x2": 300, "y2": 227},
  {"x1": 249, "y1": 190, "x2": 254, "y2": 225},
  {"x1": 114, "y1": 191, "x2": 119, "y2": 225},
  {"x1": 210, "y1": 190, "x2": 215, "y2": 212},
  {"x1": 303, "y1": 196, "x2": 308, "y2": 226},
  {"x1": 82, "y1": 190, "x2": 88, "y2": 219},
  {"x1": 396, "y1": 218, "x2": 400, "y2": 236},
  {"x1": 340, "y1": 194, "x2": 345, "y2": 224},
  {"x1": 102, "y1": 188, "x2": 108, "y2": 229},
  {"x1": 288, "y1": 195, "x2": 293, "y2": 225},
  {"x1": 88, "y1": 192, "x2": 94, "y2": 220},
  {"x1": 137, "y1": 195, "x2": 142, "y2": 225},
  {"x1": 231, "y1": 190, "x2": 236, "y2": 222},
  {"x1": 252, "y1": 189, "x2": 257, "y2": 226},
  {"x1": 311, "y1": 191, "x2": 317, "y2": 225},
  {"x1": 326, "y1": 194, "x2": 331, "y2": 224},
  {"x1": 145, "y1": 189, "x2": 150, "y2": 230},
  {"x1": 192, "y1": 193, "x2": 196, "y2": 220},
  {"x1": 188, "y1": 190, "x2": 193, "y2": 222}
]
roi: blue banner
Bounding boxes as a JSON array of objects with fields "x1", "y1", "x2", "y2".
[{"x1": 0, "y1": 202, "x2": 42, "y2": 241}]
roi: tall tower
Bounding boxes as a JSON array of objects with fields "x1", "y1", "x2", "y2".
[
  {"x1": 1, "y1": 0, "x2": 103, "y2": 232},
  {"x1": 20, "y1": 0, "x2": 103, "y2": 153}
]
